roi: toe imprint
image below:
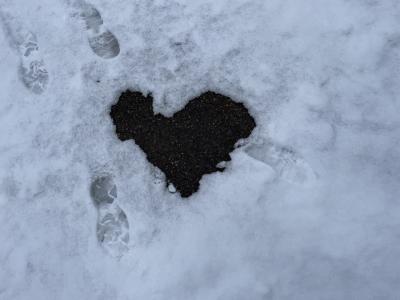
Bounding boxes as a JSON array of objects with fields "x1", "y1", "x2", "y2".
[{"x1": 90, "y1": 176, "x2": 117, "y2": 204}]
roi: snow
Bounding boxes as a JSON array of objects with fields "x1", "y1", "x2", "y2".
[{"x1": 1, "y1": 0, "x2": 400, "y2": 299}]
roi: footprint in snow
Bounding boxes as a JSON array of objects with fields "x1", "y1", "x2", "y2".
[
  {"x1": 90, "y1": 175, "x2": 129, "y2": 258},
  {"x1": 0, "y1": 12, "x2": 49, "y2": 94},
  {"x1": 76, "y1": 1, "x2": 120, "y2": 59},
  {"x1": 245, "y1": 142, "x2": 317, "y2": 187}
]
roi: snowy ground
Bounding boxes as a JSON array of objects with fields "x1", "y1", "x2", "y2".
[{"x1": 1, "y1": 0, "x2": 400, "y2": 299}]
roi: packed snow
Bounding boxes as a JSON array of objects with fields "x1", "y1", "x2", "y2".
[{"x1": 1, "y1": 0, "x2": 400, "y2": 299}]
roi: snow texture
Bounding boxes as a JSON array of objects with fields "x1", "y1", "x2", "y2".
[{"x1": 1, "y1": 0, "x2": 400, "y2": 299}]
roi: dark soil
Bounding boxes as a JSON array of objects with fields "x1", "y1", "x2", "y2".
[{"x1": 110, "y1": 90, "x2": 256, "y2": 198}]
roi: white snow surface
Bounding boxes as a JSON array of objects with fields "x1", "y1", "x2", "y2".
[{"x1": 1, "y1": 0, "x2": 400, "y2": 299}]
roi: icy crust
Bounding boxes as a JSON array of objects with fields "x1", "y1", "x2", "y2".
[{"x1": 1, "y1": 0, "x2": 400, "y2": 299}]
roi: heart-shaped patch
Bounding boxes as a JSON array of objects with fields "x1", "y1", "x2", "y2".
[{"x1": 110, "y1": 90, "x2": 256, "y2": 197}]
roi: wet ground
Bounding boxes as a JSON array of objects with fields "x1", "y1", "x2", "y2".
[{"x1": 110, "y1": 90, "x2": 256, "y2": 197}]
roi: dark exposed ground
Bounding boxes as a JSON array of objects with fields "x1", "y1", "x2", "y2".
[{"x1": 110, "y1": 90, "x2": 256, "y2": 197}]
